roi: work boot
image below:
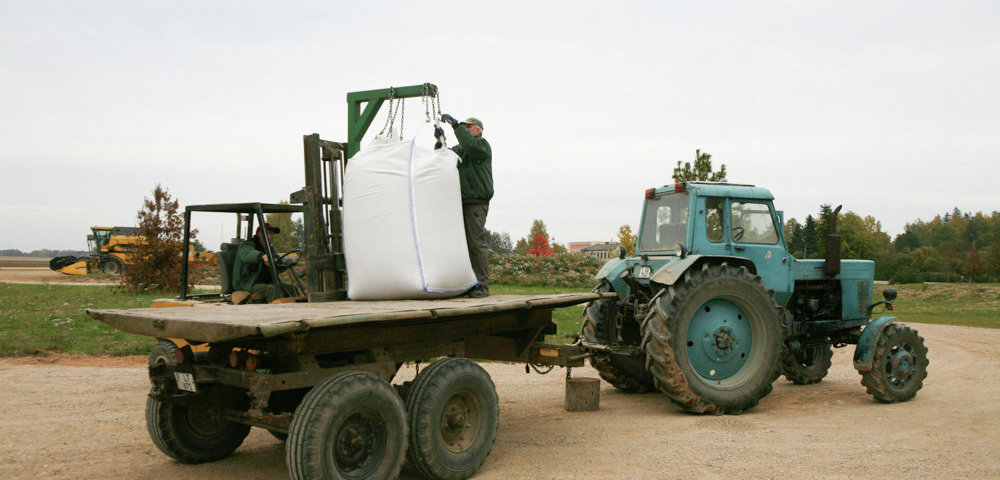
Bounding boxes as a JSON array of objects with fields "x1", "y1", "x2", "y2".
[{"x1": 468, "y1": 285, "x2": 489, "y2": 298}]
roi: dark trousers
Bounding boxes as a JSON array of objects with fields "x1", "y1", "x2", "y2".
[
  {"x1": 462, "y1": 202, "x2": 490, "y2": 287},
  {"x1": 251, "y1": 282, "x2": 296, "y2": 303}
]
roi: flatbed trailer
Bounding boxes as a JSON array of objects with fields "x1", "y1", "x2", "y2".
[{"x1": 87, "y1": 292, "x2": 607, "y2": 480}]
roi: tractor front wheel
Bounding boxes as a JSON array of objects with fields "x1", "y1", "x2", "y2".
[
  {"x1": 860, "y1": 323, "x2": 928, "y2": 403},
  {"x1": 642, "y1": 263, "x2": 785, "y2": 414}
]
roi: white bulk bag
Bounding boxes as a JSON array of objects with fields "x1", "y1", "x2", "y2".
[{"x1": 343, "y1": 136, "x2": 478, "y2": 300}]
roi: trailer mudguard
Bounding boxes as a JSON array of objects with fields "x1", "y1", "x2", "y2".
[{"x1": 853, "y1": 316, "x2": 896, "y2": 372}]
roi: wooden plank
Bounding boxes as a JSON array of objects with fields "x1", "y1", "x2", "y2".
[{"x1": 86, "y1": 293, "x2": 600, "y2": 343}]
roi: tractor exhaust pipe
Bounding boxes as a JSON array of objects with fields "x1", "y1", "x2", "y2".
[{"x1": 825, "y1": 205, "x2": 842, "y2": 276}]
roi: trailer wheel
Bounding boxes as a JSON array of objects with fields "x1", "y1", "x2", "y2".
[
  {"x1": 405, "y1": 357, "x2": 499, "y2": 480},
  {"x1": 148, "y1": 340, "x2": 179, "y2": 367},
  {"x1": 581, "y1": 281, "x2": 654, "y2": 393},
  {"x1": 145, "y1": 394, "x2": 251, "y2": 464},
  {"x1": 100, "y1": 256, "x2": 125, "y2": 275},
  {"x1": 781, "y1": 344, "x2": 833, "y2": 385},
  {"x1": 860, "y1": 323, "x2": 928, "y2": 403},
  {"x1": 286, "y1": 372, "x2": 406, "y2": 480},
  {"x1": 642, "y1": 263, "x2": 785, "y2": 414}
]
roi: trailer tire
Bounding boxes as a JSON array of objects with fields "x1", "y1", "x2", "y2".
[
  {"x1": 642, "y1": 263, "x2": 785, "y2": 414},
  {"x1": 145, "y1": 394, "x2": 251, "y2": 464},
  {"x1": 581, "y1": 281, "x2": 654, "y2": 393},
  {"x1": 148, "y1": 340, "x2": 179, "y2": 367},
  {"x1": 860, "y1": 323, "x2": 928, "y2": 403},
  {"x1": 781, "y1": 344, "x2": 833, "y2": 385},
  {"x1": 405, "y1": 357, "x2": 499, "y2": 480},
  {"x1": 100, "y1": 256, "x2": 125, "y2": 275},
  {"x1": 287, "y1": 371, "x2": 406, "y2": 480}
]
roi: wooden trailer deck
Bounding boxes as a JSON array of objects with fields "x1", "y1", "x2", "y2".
[{"x1": 86, "y1": 293, "x2": 607, "y2": 343}]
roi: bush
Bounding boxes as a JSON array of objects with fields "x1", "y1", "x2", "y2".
[{"x1": 489, "y1": 252, "x2": 604, "y2": 288}]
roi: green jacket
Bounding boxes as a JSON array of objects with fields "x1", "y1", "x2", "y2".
[
  {"x1": 233, "y1": 239, "x2": 269, "y2": 292},
  {"x1": 450, "y1": 125, "x2": 493, "y2": 203}
]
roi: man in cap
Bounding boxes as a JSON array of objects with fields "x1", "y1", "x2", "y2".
[
  {"x1": 438, "y1": 114, "x2": 492, "y2": 297},
  {"x1": 233, "y1": 223, "x2": 295, "y2": 303}
]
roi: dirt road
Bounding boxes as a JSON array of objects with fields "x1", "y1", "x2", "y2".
[{"x1": 1, "y1": 322, "x2": 998, "y2": 480}]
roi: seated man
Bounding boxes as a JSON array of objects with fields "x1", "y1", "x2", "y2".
[{"x1": 232, "y1": 223, "x2": 295, "y2": 303}]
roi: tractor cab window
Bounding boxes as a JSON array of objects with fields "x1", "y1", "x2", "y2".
[
  {"x1": 638, "y1": 193, "x2": 689, "y2": 252},
  {"x1": 705, "y1": 197, "x2": 724, "y2": 243},
  {"x1": 731, "y1": 201, "x2": 778, "y2": 244},
  {"x1": 92, "y1": 230, "x2": 111, "y2": 250}
]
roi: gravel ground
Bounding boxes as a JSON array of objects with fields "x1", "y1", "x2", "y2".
[{"x1": 1, "y1": 322, "x2": 998, "y2": 480}]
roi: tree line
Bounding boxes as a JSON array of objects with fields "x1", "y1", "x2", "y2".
[{"x1": 786, "y1": 207, "x2": 1000, "y2": 283}]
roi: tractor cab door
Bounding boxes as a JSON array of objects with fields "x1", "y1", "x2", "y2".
[{"x1": 727, "y1": 200, "x2": 794, "y2": 304}]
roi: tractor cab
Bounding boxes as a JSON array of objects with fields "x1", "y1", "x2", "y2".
[
  {"x1": 174, "y1": 202, "x2": 305, "y2": 304},
  {"x1": 602, "y1": 182, "x2": 795, "y2": 304}
]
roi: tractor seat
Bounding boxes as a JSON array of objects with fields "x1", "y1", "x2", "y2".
[{"x1": 217, "y1": 242, "x2": 241, "y2": 295}]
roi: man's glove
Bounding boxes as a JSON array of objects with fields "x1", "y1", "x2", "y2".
[
  {"x1": 433, "y1": 126, "x2": 445, "y2": 149},
  {"x1": 441, "y1": 114, "x2": 459, "y2": 127}
]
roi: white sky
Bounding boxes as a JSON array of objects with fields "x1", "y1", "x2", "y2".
[{"x1": 2, "y1": 1, "x2": 998, "y2": 251}]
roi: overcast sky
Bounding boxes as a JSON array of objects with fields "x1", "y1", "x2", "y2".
[{"x1": 2, "y1": 1, "x2": 998, "y2": 252}]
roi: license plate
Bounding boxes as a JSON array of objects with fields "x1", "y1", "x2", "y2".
[
  {"x1": 637, "y1": 265, "x2": 652, "y2": 279},
  {"x1": 174, "y1": 372, "x2": 197, "y2": 392}
]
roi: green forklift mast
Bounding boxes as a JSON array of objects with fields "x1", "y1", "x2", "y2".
[{"x1": 291, "y1": 83, "x2": 439, "y2": 302}]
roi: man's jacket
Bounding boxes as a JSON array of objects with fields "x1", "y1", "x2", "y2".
[
  {"x1": 233, "y1": 239, "x2": 270, "y2": 292},
  {"x1": 451, "y1": 126, "x2": 493, "y2": 203}
]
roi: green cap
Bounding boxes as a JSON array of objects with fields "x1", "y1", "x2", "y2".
[{"x1": 462, "y1": 117, "x2": 483, "y2": 129}]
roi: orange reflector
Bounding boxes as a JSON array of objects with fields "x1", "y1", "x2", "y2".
[
  {"x1": 645, "y1": 188, "x2": 655, "y2": 199},
  {"x1": 245, "y1": 353, "x2": 259, "y2": 371},
  {"x1": 674, "y1": 183, "x2": 684, "y2": 193},
  {"x1": 539, "y1": 347, "x2": 559, "y2": 358}
]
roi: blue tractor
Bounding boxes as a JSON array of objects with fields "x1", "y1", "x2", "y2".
[{"x1": 581, "y1": 182, "x2": 928, "y2": 414}]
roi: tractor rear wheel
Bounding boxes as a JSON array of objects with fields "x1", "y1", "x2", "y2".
[
  {"x1": 781, "y1": 344, "x2": 834, "y2": 385},
  {"x1": 860, "y1": 323, "x2": 928, "y2": 403},
  {"x1": 581, "y1": 282, "x2": 654, "y2": 393},
  {"x1": 642, "y1": 263, "x2": 785, "y2": 414}
]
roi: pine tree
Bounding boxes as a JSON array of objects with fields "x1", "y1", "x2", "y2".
[
  {"x1": 672, "y1": 149, "x2": 727, "y2": 182},
  {"x1": 122, "y1": 184, "x2": 199, "y2": 292}
]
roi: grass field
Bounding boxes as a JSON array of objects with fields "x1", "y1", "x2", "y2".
[{"x1": 0, "y1": 282, "x2": 996, "y2": 357}]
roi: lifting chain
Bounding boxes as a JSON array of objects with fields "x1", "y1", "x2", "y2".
[
  {"x1": 378, "y1": 87, "x2": 396, "y2": 138},
  {"x1": 379, "y1": 83, "x2": 442, "y2": 142}
]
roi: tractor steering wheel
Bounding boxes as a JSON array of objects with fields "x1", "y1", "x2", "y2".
[
  {"x1": 275, "y1": 249, "x2": 303, "y2": 268},
  {"x1": 732, "y1": 226, "x2": 745, "y2": 241}
]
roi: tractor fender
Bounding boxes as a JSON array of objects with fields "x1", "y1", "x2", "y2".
[
  {"x1": 593, "y1": 257, "x2": 630, "y2": 299},
  {"x1": 649, "y1": 255, "x2": 703, "y2": 286},
  {"x1": 650, "y1": 254, "x2": 758, "y2": 287},
  {"x1": 853, "y1": 316, "x2": 897, "y2": 372}
]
